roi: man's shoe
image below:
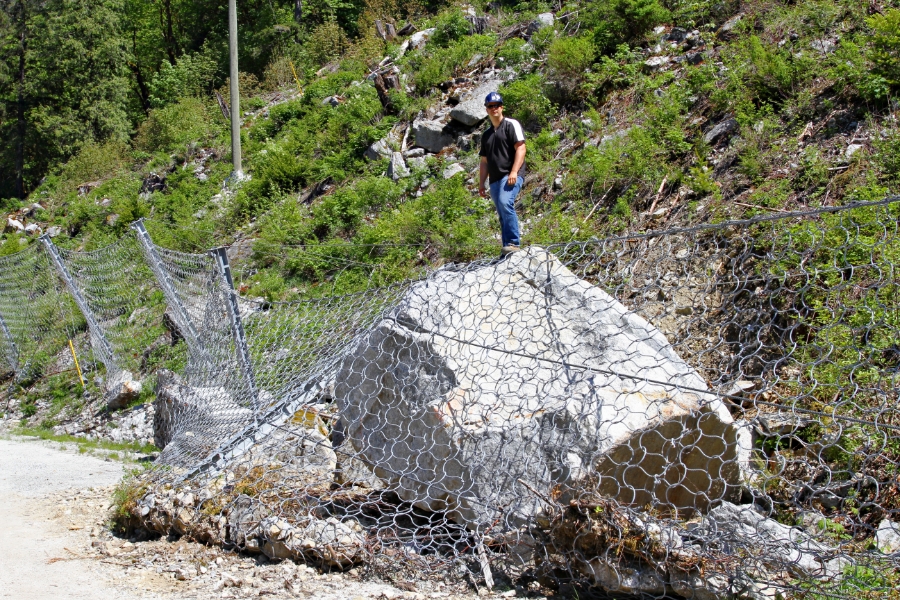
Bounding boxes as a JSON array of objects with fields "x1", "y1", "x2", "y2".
[{"x1": 501, "y1": 245, "x2": 520, "y2": 256}]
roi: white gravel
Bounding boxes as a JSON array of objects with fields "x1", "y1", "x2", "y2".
[{"x1": 0, "y1": 437, "x2": 500, "y2": 600}]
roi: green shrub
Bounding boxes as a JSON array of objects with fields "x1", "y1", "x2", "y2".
[
  {"x1": 868, "y1": 9, "x2": 900, "y2": 87},
  {"x1": 546, "y1": 36, "x2": 596, "y2": 101},
  {"x1": 56, "y1": 140, "x2": 130, "y2": 189},
  {"x1": 303, "y1": 21, "x2": 350, "y2": 68},
  {"x1": 430, "y1": 8, "x2": 472, "y2": 48},
  {"x1": 147, "y1": 48, "x2": 218, "y2": 108},
  {"x1": 583, "y1": 0, "x2": 670, "y2": 54},
  {"x1": 831, "y1": 38, "x2": 891, "y2": 102},
  {"x1": 135, "y1": 98, "x2": 216, "y2": 153},
  {"x1": 499, "y1": 75, "x2": 555, "y2": 131},
  {"x1": 0, "y1": 236, "x2": 23, "y2": 257},
  {"x1": 496, "y1": 38, "x2": 531, "y2": 68},
  {"x1": 410, "y1": 34, "x2": 496, "y2": 92}
]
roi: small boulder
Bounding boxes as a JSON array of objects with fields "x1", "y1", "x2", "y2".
[
  {"x1": 106, "y1": 370, "x2": 143, "y2": 410},
  {"x1": 644, "y1": 56, "x2": 671, "y2": 71},
  {"x1": 24, "y1": 223, "x2": 41, "y2": 236},
  {"x1": 5, "y1": 217, "x2": 24, "y2": 233},
  {"x1": 700, "y1": 502, "x2": 848, "y2": 578},
  {"x1": 153, "y1": 369, "x2": 253, "y2": 461},
  {"x1": 442, "y1": 162, "x2": 466, "y2": 179},
  {"x1": 846, "y1": 144, "x2": 864, "y2": 158},
  {"x1": 388, "y1": 152, "x2": 410, "y2": 180},
  {"x1": 365, "y1": 137, "x2": 395, "y2": 161},
  {"x1": 876, "y1": 519, "x2": 900, "y2": 554},
  {"x1": 449, "y1": 80, "x2": 503, "y2": 126},
  {"x1": 409, "y1": 28, "x2": 435, "y2": 50},
  {"x1": 412, "y1": 119, "x2": 455, "y2": 153},
  {"x1": 527, "y1": 12, "x2": 554, "y2": 35},
  {"x1": 718, "y1": 14, "x2": 743, "y2": 39},
  {"x1": 704, "y1": 118, "x2": 739, "y2": 145}
]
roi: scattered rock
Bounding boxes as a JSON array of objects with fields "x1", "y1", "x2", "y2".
[
  {"x1": 259, "y1": 516, "x2": 366, "y2": 567},
  {"x1": 403, "y1": 148, "x2": 425, "y2": 158},
  {"x1": 412, "y1": 119, "x2": 455, "y2": 153},
  {"x1": 388, "y1": 152, "x2": 410, "y2": 180},
  {"x1": 442, "y1": 163, "x2": 466, "y2": 179},
  {"x1": 408, "y1": 28, "x2": 435, "y2": 50},
  {"x1": 876, "y1": 519, "x2": 900, "y2": 554},
  {"x1": 718, "y1": 14, "x2": 743, "y2": 39},
  {"x1": 46, "y1": 226, "x2": 62, "y2": 238},
  {"x1": 105, "y1": 370, "x2": 142, "y2": 410},
  {"x1": 5, "y1": 217, "x2": 24, "y2": 233},
  {"x1": 397, "y1": 23, "x2": 416, "y2": 36},
  {"x1": 644, "y1": 56, "x2": 671, "y2": 71},
  {"x1": 24, "y1": 223, "x2": 41, "y2": 236},
  {"x1": 704, "y1": 118, "x2": 739, "y2": 145},
  {"x1": 527, "y1": 12, "x2": 554, "y2": 35},
  {"x1": 846, "y1": 144, "x2": 864, "y2": 158}
]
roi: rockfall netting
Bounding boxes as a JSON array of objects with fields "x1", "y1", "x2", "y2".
[{"x1": 3, "y1": 200, "x2": 900, "y2": 598}]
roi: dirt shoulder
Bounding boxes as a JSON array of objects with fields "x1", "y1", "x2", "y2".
[{"x1": 0, "y1": 437, "x2": 511, "y2": 600}]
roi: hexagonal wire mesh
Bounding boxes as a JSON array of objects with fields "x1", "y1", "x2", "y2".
[{"x1": 3, "y1": 198, "x2": 900, "y2": 598}]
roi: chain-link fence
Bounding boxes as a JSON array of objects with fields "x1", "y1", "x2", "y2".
[{"x1": 2, "y1": 200, "x2": 900, "y2": 598}]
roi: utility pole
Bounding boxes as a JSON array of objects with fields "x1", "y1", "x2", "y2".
[{"x1": 228, "y1": 0, "x2": 242, "y2": 177}]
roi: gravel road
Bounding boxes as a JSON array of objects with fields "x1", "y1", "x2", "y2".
[
  {"x1": 0, "y1": 437, "x2": 505, "y2": 600},
  {"x1": 0, "y1": 437, "x2": 146, "y2": 599}
]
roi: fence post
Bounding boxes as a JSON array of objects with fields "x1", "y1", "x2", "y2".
[
  {"x1": 0, "y1": 312, "x2": 18, "y2": 373},
  {"x1": 210, "y1": 247, "x2": 259, "y2": 411},
  {"x1": 39, "y1": 234, "x2": 116, "y2": 370},
  {"x1": 131, "y1": 219, "x2": 203, "y2": 354}
]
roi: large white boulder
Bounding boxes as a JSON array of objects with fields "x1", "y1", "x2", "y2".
[
  {"x1": 335, "y1": 247, "x2": 740, "y2": 527},
  {"x1": 449, "y1": 80, "x2": 503, "y2": 126}
]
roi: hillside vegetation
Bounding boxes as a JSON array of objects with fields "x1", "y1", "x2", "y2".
[
  {"x1": 3, "y1": 0, "x2": 900, "y2": 406},
  {"x1": 2, "y1": 1, "x2": 900, "y2": 295}
]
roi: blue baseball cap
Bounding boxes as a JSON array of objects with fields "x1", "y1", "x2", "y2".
[{"x1": 484, "y1": 92, "x2": 503, "y2": 105}]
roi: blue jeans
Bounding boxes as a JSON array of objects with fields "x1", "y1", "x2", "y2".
[{"x1": 489, "y1": 176, "x2": 523, "y2": 247}]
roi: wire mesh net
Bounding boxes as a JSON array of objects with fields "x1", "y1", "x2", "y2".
[
  {"x1": 0, "y1": 242, "x2": 91, "y2": 383},
  {"x1": 6, "y1": 200, "x2": 900, "y2": 598},
  {"x1": 55, "y1": 234, "x2": 166, "y2": 381}
]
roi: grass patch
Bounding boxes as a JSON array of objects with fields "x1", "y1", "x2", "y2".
[{"x1": 13, "y1": 426, "x2": 158, "y2": 456}]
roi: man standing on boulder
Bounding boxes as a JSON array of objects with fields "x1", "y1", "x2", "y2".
[{"x1": 478, "y1": 91, "x2": 526, "y2": 256}]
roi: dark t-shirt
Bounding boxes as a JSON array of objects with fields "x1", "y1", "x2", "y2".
[{"x1": 479, "y1": 117, "x2": 526, "y2": 184}]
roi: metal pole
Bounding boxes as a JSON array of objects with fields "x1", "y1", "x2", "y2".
[
  {"x1": 39, "y1": 235, "x2": 116, "y2": 369},
  {"x1": 228, "y1": 0, "x2": 242, "y2": 177},
  {"x1": 0, "y1": 312, "x2": 18, "y2": 373},
  {"x1": 211, "y1": 247, "x2": 258, "y2": 410},
  {"x1": 131, "y1": 220, "x2": 202, "y2": 353}
]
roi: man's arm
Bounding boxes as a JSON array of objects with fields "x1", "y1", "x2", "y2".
[
  {"x1": 507, "y1": 141, "x2": 526, "y2": 186},
  {"x1": 479, "y1": 156, "x2": 489, "y2": 197}
]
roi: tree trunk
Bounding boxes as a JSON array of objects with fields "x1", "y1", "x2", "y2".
[
  {"x1": 293, "y1": 0, "x2": 302, "y2": 25},
  {"x1": 14, "y1": 1, "x2": 27, "y2": 199},
  {"x1": 160, "y1": 0, "x2": 177, "y2": 64},
  {"x1": 130, "y1": 30, "x2": 150, "y2": 111}
]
